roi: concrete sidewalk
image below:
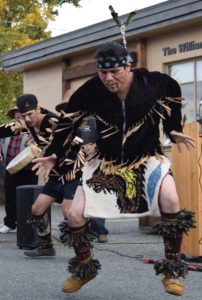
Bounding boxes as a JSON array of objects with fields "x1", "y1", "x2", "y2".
[{"x1": 0, "y1": 204, "x2": 201, "y2": 300}]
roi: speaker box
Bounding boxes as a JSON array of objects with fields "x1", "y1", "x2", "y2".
[{"x1": 16, "y1": 185, "x2": 51, "y2": 250}]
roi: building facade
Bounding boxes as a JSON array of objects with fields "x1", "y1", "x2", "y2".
[{"x1": 2, "y1": 0, "x2": 202, "y2": 123}]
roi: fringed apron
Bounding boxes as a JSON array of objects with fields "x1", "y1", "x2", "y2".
[{"x1": 83, "y1": 155, "x2": 171, "y2": 219}]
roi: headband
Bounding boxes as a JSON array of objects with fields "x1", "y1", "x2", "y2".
[{"x1": 96, "y1": 55, "x2": 131, "y2": 69}]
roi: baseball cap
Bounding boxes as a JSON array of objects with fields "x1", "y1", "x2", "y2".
[{"x1": 16, "y1": 94, "x2": 38, "y2": 114}]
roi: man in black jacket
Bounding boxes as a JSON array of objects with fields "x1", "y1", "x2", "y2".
[
  {"x1": 33, "y1": 41, "x2": 196, "y2": 296},
  {"x1": 0, "y1": 94, "x2": 61, "y2": 254},
  {"x1": 17, "y1": 94, "x2": 87, "y2": 257},
  {"x1": 0, "y1": 106, "x2": 38, "y2": 233},
  {"x1": 16, "y1": 94, "x2": 61, "y2": 256}
]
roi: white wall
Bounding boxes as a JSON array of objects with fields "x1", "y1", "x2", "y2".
[
  {"x1": 147, "y1": 24, "x2": 202, "y2": 72},
  {"x1": 23, "y1": 62, "x2": 62, "y2": 114}
]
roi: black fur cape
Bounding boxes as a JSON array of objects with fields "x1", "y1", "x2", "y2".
[{"x1": 46, "y1": 68, "x2": 182, "y2": 181}]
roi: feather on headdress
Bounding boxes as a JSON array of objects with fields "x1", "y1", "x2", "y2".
[{"x1": 109, "y1": 5, "x2": 136, "y2": 50}]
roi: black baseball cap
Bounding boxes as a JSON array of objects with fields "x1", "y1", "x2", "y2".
[{"x1": 16, "y1": 94, "x2": 38, "y2": 114}]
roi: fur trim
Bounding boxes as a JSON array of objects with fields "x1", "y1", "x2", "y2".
[
  {"x1": 58, "y1": 219, "x2": 70, "y2": 244},
  {"x1": 68, "y1": 256, "x2": 101, "y2": 279},
  {"x1": 154, "y1": 209, "x2": 196, "y2": 237},
  {"x1": 64, "y1": 221, "x2": 98, "y2": 247},
  {"x1": 27, "y1": 213, "x2": 50, "y2": 237},
  {"x1": 154, "y1": 259, "x2": 188, "y2": 279}
]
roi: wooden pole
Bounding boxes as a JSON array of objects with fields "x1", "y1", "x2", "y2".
[{"x1": 172, "y1": 122, "x2": 202, "y2": 256}]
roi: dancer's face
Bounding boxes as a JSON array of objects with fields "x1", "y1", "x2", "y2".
[{"x1": 98, "y1": 66, "x2": 131, "y2": 94}]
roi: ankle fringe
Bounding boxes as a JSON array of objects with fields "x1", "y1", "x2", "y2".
[
  {"x1": 58, "y1": 220, "x2": 70, "y2": 245},
  {"x1": 154, "y1": 259, "x2": 188, "y2": 279},
  {"x1": 64, "y1": 221, "x2": 98, "y2": 247},
  {"x1": 68, "y1": 256, "x2": 101, "y2": 279},
  {"x1": 155, "y1": 209, "x2": 196, "y2": 237}
]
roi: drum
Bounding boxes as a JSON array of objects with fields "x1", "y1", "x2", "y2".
[{"x1": 6, "y1": 144, "x2": 42, "y2": 174}]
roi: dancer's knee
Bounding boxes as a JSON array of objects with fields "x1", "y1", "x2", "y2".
[
  {"x1": 32, "y1": 202, "x2": 45, "y2": 216},
  {"x1": 32, "y1": 194, "x2": 53, "y2": 216},
  {"x1": 160, "y1": 194, "x2": 180, "y2": 213},
  {"x1": 159, "y1": 175, "x2": 180, "y2": 213},
  {"x1": 68, "y1": 210, "x2": 85, "y2": 227}
]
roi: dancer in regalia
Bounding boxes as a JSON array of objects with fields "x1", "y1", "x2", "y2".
[{"x1": 33, "y1": 39, "x2": 196, "y2": 296}]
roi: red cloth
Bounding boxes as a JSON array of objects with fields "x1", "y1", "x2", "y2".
[{"x1": 6, "y1": 135, "x2": 23, "y2": 165}]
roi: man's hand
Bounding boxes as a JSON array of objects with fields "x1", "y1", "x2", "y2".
[
  {"x1": 18, "y1": 118, "x2": 27, "y2": 129},
  {"x1": 170, "y1": 130, "x2": 196, "y2": 152},
  {"x1": 32, "y1": 154, "x2": 57, "y2": 180}
]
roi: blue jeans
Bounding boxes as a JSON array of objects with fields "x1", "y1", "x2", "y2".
[{"x1": 91, "y1": 218, "x2": 108, "y2": 235}]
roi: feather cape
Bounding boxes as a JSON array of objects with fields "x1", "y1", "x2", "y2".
[{"x1": 46, "y1": 68, "x2": 182, "y2": 180}]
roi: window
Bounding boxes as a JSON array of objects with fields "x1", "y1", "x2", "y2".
[{"x1": 169, "y1": 59, "x2": 202, "y2": 123}]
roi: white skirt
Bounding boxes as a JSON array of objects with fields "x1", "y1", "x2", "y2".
[{"x1": 83, "y1": 156, "x2": 171, "y2": 219}]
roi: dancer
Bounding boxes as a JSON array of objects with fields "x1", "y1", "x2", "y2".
[{"x1": 33, "y1": 41, "x2": 196, "y2": 296}]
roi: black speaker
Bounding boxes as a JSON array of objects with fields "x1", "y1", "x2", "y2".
[{"x1": 16, "y1": 185, "x2": 50, "y2": 250}]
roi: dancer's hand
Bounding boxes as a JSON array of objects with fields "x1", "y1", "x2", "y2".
[
  {"x1": 32, "y1": 154, "x2": 57, "y2": 180},
  {"x1": 170, "y1": 130, "x2": 196, "y2": 152}
]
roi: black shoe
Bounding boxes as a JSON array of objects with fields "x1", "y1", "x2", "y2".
[{"x1": 24, "y1": 246, "x2": 56, "y2": 257}]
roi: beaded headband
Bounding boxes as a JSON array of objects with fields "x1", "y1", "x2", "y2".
[{"x1": 96, "y1": 55, "x2": 131, "y2": 69}]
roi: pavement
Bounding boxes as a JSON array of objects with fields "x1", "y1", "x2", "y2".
[{"x1": 0, "y1": 203, "x2": 201, "y2": 300}]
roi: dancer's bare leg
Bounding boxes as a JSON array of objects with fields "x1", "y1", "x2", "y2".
[
  {"x1": 62, "y1": 185, "x2": 101, "y2": 293},
  {"x1": 24, "y1": 194, "x2": 56, "y2": 257},
  {"x1": 68, "y1": 186, "x2": 87, "y2": 227}
]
